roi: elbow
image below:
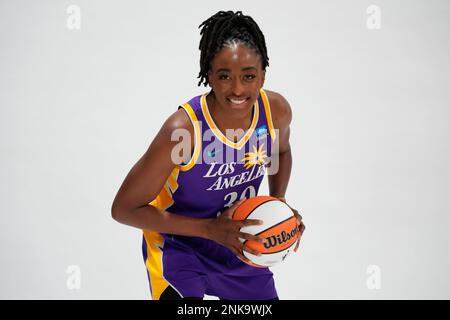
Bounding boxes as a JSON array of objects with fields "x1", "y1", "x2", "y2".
[
  {"x1": 111, "y1": 200, "x2": 124, "y2": 223},
  {"x1": 111, "y1": 208, "x2": 120, "y2": 222},
  {"x1": 111, "y1": 207, "x2": 120, "y2": 222}
]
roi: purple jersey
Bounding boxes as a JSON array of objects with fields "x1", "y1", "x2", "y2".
[{"x1": 142, "y1": 88, "x2": 279, "y2": 300}]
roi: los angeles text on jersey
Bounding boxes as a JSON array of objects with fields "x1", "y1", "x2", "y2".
[{"x1": 204, "y1": 161, "x2": 267, "y2": 191}]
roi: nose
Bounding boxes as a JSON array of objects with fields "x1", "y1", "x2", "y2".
[{"x1": 231, "y1": 77, "x2": 245, "y2": 97}]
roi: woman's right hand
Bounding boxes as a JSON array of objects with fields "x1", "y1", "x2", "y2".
[{"x1": 204, "y1": 198, "x2": 266, "y2": 263}]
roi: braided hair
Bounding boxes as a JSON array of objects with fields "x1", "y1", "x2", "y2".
[{"x1": 197, "y1": 11, "x2": 269, "y2": 87}]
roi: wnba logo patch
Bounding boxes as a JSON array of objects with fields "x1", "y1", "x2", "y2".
[{"x1": 256, "y1": 125, "x2": 268, "y2": 139}]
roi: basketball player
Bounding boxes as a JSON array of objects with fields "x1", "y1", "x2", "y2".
[{"x1": 111, "y1": 11, "x2": 305, "y2": 300}]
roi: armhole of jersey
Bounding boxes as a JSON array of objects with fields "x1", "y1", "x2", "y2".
[
  {"x1": 177, "y1": 103, "x2": 201, "y2": 171},
  {"x1": 260, "y1": 88, "x2": 277, "y2": 142}
]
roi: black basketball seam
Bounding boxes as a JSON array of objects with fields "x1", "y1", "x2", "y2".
[
  {"x1": 244, "y1": 239, "x2": 298, "y2": 256},
  {"x1": 259, "y1": 240, "x2": 298, "y2": 255}
]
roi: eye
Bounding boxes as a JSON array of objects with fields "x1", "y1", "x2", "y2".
[
  {"x1": 244, "y1": 74, "x2": 256, "y2": 80},
  {"x1": 218, "y1": 74, "x2": 230, "y2": 80}
]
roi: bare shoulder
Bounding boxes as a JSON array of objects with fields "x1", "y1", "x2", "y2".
[
  {"x1": 148, "y1": 106, "x2": 194, "y2": 164},
  {"x1": 161, "y1": 107, "x2": 194, "y2": 136},
  {"x1": 263, "y1": 89, "x2": 292, "y2": 129}
]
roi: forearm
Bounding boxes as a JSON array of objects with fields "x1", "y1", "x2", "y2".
[
  {"x1": 113, "y1": 205, "x2": 210, "y2": 238},
  {"x1": 268, "y1": 148, "x2": 292, "y2": 199}
]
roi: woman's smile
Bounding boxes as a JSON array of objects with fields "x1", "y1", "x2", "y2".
[{"x1": 227, "y1": 97, "x2": 250, "y2": 108}]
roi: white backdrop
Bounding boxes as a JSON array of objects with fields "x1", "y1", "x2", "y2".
[{"x1": 1, "y1": 0, "x2": 449, "y2": 299}]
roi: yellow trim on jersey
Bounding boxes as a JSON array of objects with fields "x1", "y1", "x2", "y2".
[
  {"x1": 201, "y1": 93, "x2": 259, "y2": 150},
  {"x1": 259, "y1": 88, "x2": 277, "y2": 142},
  {"x1": 143, "y1": 231, "x2": 169, "y2": 300},
  {"x1": 166, "y1": 167, "x2": 179, "y2": 193},
  {"x1": 148, "y1": 167, "x2": 180, "y2": 209},
  {"x1": 144, "y1": 167, "x2": 182, "y2": 300},
  {"x1": 177, "y1": 103, "x2": 201, "y2": 172}
]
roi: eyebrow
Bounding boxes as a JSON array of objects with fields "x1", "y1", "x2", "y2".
[{"x1": 216, "y1": 67, "x2": 257, "y2": 73}]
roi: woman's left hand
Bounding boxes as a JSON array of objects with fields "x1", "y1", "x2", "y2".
[{"x1": 278, "y1": 197, "x2": 305, "y2": 252}]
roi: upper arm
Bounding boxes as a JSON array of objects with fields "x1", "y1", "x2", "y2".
[
  {"x1": 265, "y1": 90, "x2": 292, "y2": 154},
  {"x1": 111, "y1": 108, "x2": 194, "y2": 215}
]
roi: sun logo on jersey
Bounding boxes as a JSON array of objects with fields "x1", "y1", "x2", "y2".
[{"x1": 243, "y1": 144, "x2": 267, "y2": 170}]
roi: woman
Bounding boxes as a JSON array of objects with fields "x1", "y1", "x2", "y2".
[{"x1": 111, "y1": 10, "x2": 305, "y2": 300}]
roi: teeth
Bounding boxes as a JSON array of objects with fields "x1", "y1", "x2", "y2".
[{"x1": 229, "y1": 98, "x2": 247, "y2": 104}]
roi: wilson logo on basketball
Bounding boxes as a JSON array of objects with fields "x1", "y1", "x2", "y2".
[{"x1": 263, "y1": 225, "x2": 299, "y2": 249}]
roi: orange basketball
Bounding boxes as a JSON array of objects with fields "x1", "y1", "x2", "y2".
[{"x1": 232, "y1": 196, "x2": 299, "y2": 268}]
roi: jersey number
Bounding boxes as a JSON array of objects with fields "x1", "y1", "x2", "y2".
[{"x1": 224, "y1": 186, "x2": 256, "y2": 208}]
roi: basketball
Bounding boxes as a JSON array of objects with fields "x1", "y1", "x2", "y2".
[{"x1": 232, "y1": 196, "x2": 300, "y2": 268}]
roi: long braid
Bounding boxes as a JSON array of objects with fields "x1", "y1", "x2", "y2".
[{"x1": 197, "y1": 11, "x2": 269, "y2": 87}]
